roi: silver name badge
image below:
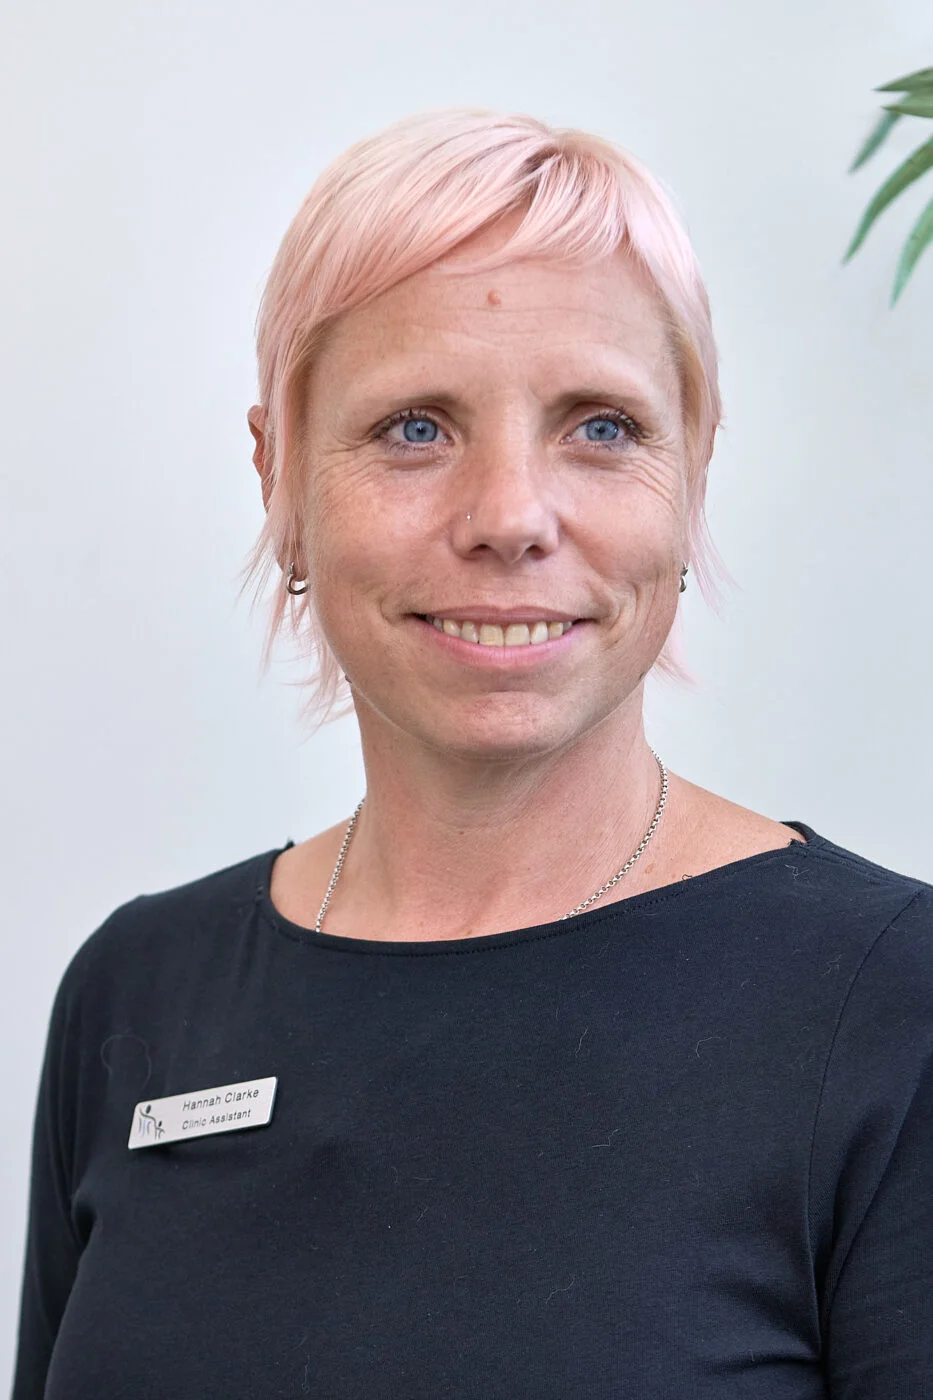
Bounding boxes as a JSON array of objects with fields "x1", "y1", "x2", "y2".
[{"x1": 127, "y1": 1076, "x2": 278, "y2": 1149}]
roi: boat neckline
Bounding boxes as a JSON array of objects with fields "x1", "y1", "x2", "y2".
[{"x1": 253, "y1": 820, "x2": 825, "y2": 957}]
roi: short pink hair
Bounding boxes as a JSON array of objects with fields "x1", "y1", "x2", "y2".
[{"x1": 240, "y1": 107, "x2": 730, "y2": 725}]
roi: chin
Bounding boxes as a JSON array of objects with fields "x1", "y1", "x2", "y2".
[{"x1": 418, "y1": 692, "x2": 610, "y2": 763}]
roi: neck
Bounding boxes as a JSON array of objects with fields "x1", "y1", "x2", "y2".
[{"x1": 332, "y1": 690, "x2": 678, "y2": 940}]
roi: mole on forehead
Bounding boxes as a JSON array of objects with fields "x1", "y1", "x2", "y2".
[{"x1": 486, "y1": 289, "x2": 502, "y2": 306}]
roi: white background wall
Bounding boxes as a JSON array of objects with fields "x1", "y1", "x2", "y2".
[{"x1": 2, "y1": 0, "x2": 932, "y2": 1383}]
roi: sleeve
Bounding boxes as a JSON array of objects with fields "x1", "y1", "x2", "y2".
[
  {"x1": 814, "y1": 888, "x2": 933, "y2": 1396},
  {"x1": 11, "y1": 947, "x2": 90, "y2": 1400}
]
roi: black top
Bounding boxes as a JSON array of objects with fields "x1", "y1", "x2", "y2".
[{"x1": 12, "y1": 821, "x2": 933, "y2": 1398}]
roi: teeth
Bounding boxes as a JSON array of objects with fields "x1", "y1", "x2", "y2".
[{"x1": 427, "y1": 616, "x2": 574, "y2": 646}]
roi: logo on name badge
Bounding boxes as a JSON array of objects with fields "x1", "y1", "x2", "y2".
[{"x1": 127, "y1": 1076, "x2": 278, "y2": 1149}]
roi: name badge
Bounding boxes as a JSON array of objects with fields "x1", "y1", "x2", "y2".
[{"x1": 127, "y1": 1076, "x2": 278, "y2": 1149}]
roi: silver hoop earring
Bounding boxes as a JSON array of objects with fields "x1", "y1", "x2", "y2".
[
  {"x1": 679, "y1": 562, "x2": 689, "y2": 593},
  {"x1": 286, "y1": 563, "x2": 309, "y2": 596}
]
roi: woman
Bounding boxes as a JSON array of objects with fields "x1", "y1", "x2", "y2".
[{"x1": 13, "y1": 108, "x2": 933, "y2": 1398}]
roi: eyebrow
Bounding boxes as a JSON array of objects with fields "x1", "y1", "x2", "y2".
[{"x1": 543, "y1": 385, "x2": 667, "y2": 420}]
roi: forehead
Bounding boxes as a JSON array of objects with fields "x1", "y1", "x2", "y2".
[{"x1": 314, "y1": 243, "x2": 678, "y2": 399}]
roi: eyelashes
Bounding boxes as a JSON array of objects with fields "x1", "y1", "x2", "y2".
[{"x1": 372, "y1": 405, "x2": 645, "y2": 456}]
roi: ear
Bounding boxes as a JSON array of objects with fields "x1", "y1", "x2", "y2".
[{"x1": 248, "y1": 405, "x2": 273, "y2": 511}]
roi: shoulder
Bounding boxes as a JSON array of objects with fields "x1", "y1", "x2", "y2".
[
  {"x1": 672, "y1": 778, "x2": 933, "y2": 949},
  {"x1": 664, "y1": 786, "x2": 933, "y2": 1019},
  {"x1": 55, "y1": 843, "x2": 286, "y2": 1005},
  {"x1": 792, "y1": 824, "x2": 933, "y2": 941},
  {"x1": 775, "y1": 830, "x2": 933, "y2": 1102},
  {"x1": 745, "y1": 822, "x2": 933, "y2": 996}
]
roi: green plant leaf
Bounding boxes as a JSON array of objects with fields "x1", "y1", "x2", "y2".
[
  {"x1": 891, "y1": 191, "x2": 933, "y2": 302},
  {"x1": 876, "y1": 66, "x2": 933, "y2": 93},
  {"x1": 843, "y1": 133, "x2": 933, "y2": 261},
  {"x1": 850, "y1": 108, "x2": 901, "y2": 171},
  {"x1": 884, "y1": 94, "x2": 933, "y2": 118}
]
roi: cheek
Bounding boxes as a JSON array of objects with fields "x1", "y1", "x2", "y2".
[
  {"x1": 303, "y1": 465, "x2": 419, "y2": 646},
  {"x1": 305, "y1": 455, "x2": 374, "y2": 572},
  {"x1": 580, "y1": 500, "x2": 680, "y2": 594},
  {"x1": 570, "y1": 447, "x2": 684, "y2": 559},
  {"x1": 308, "y1": 453, "x2": 449, "y2": 582}
]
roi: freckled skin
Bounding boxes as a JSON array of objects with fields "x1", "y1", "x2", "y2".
[{"x1": 298, "y1": 222, "x2": 687, "y2": 765}]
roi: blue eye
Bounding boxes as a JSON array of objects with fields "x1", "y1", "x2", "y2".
[
  {"x1": 376, "y1": 409, "x2": 446, "y2": 452},
  {"x1": 570, "y1": 410, "x2": 641, "y2": 446},
  {"x1": 401, "y1": 417, "x2": 439, "y2": 443},
  {"x1": 583, "y1": 417, "x2": 621, "y2": 442}
]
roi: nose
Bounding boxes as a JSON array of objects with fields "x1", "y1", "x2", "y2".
[{"x1": 450, "y1": 430, "x2": 560, "y2": 565}]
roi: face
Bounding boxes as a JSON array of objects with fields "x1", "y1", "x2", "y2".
[{"x1": 277, "y1": 226, "x2": 687, "y2": 761}]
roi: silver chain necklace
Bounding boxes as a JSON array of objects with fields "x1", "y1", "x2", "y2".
[{"x1": 314, "y1": 747, "x2": 669, "y2": 933}]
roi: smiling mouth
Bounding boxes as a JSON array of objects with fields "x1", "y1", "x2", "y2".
[{"x1": 416, "y1": 615, "x2": 577, "y2": 647}]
